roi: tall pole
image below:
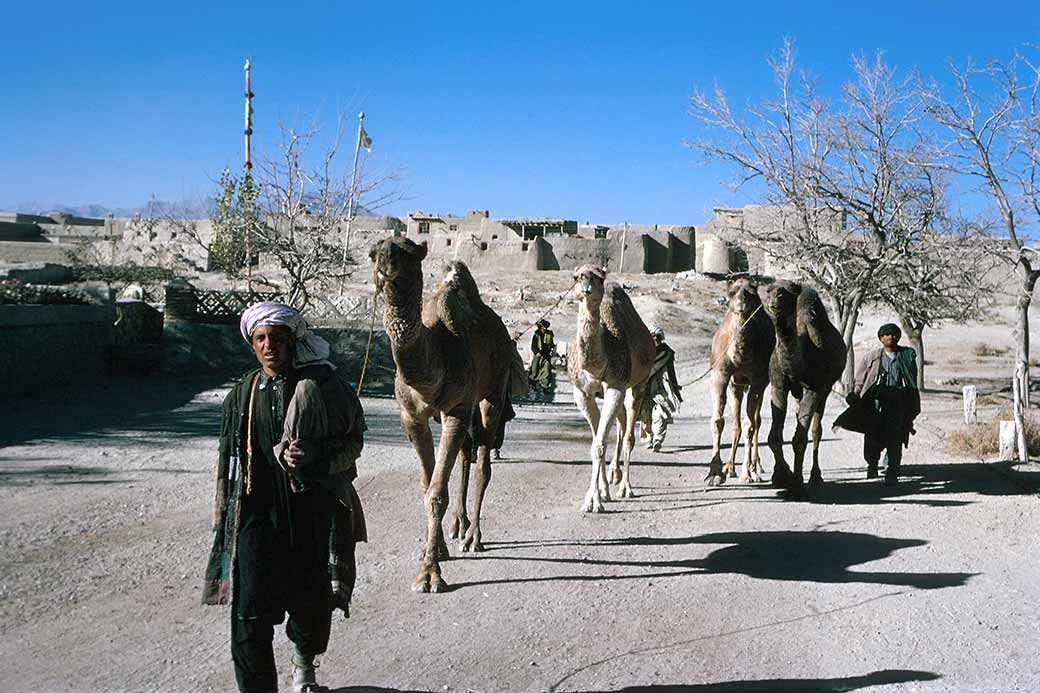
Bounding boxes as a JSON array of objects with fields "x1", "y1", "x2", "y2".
[
  {"x1": 244, "y1": 58, "x2": 254, "y2": 291},
  {"x1": 618, "y1": 221, "x2": 627, "y2": 274},
  {"x1": 339, "y1": 111, "x2": 365, "y2": 296}
]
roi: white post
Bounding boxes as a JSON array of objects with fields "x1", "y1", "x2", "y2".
[
  {"x1": 1013, "y1": 365, "x2": 1028, "y2": 462},
  {"x1": 339, "y1": 111, "x2": 366, "y2": 296},
  {"x1": 999, "y1": 420, "x2": 1017, "y2": 461},
  {"x1": 618, "y1": 221, "x2": 627, "y2": 274},
  {"x1": 962, "y1": 385, "x2": 977, "y2": 425}
]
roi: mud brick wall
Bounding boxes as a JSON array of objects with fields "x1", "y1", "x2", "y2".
[{"x1": 0, "y1": 304, "x2": 113, "y2": 398}]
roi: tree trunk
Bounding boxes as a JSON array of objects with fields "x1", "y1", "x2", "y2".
[
  {"x1": 903, "y1": 321, "x2": 926, "y2": 390},
  {"x1": 1014, "y1": 262, "x2": 1039, "y2": 410},
  {"x1": 833, "y1": 293, "x2": 865, "y2": 391}
]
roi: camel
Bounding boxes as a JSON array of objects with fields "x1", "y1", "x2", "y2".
[
  {"x1": 370, "y1": 237, "x2": 513, "y2": 592},
  {"x1": 705, "y1": 279, "x2": 776, "y2": 485},
  {"x1": 760, "y1": 280, "x2": 847, "y2": 492},
  {"x1": 568, "y1": 265, "x2": 656, "y2": 512}
]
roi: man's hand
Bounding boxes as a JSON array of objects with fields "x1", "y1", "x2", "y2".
[
  {"x1": 283, "y1": 440, "x2": 313, "y2": 471},
  {"x1": 845, "y1": 392, "x2": 860, "y2": 406}
]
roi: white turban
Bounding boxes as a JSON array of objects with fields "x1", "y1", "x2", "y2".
[{"x1": 239, "y1": 301, "x2": 333, "y2": 369}]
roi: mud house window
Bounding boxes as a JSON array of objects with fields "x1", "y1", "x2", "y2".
[
  {"x1": 445, "y1": 238, "x2": 452, "y2": 247},
  {"x1": 480, "y1": 242, "x2": 488, "y2": 250},
  {"x1": 419, "y1": 221, "x2": 430, "y2": 234},
  {"x1": 522, "y1": 242, "x2": 529, "y2": 251},
  {"x1": 449, "y1": 224, "x2": 457, "y2": 231}
]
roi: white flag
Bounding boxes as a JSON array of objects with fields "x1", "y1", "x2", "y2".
[{"x1": 360, "y1": 126, "x2": 373, "y2": 151}]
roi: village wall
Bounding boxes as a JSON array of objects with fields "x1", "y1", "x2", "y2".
[{"x1": 0, "y1": 304, "x2": 113, "y2": 398}]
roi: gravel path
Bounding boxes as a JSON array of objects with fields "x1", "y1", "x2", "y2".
[{"x1": 1, "y1": 369, "x2": 1037, "y2": 692}]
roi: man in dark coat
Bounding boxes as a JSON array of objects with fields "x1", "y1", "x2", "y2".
[
  {"x1": 528, "y1": 318, "x2": 556, "y2": 401},
  {"x1": 203, "y1": 302, "x2": 366, "y2": 693},
  {"x1": 842, "y1": 323, "x2": 920, "y2": 485}
]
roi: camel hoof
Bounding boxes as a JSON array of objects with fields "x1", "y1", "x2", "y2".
[
  {"x1": 725, "y1": 467, "x2": 738, "y2": 479},
  {"x1": 705, "y1": 474, "x2": 726, "y2": 487},
  {"x1": 461, "y1": 528, "x2": 484, "y2": 553},
  {"x1": 581, "y1": 491, "x2": 606, "y2": 513},
  {"x1": 448, "y1": 517, "x2": 469, "y2": 540},
  {"x1": 412, "y1": 570, "x2": 448, "y2": 594},
  {"x1": 617, "y1": 481, "x2": 635, "y2": 498},
  {"x1": 809, "y1": 472, "x2": 824, "y2": 487}
]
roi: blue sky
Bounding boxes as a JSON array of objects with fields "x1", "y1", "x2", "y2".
[{"x1": 2, "y1": 1, "x2": 1037, "y2": 224}]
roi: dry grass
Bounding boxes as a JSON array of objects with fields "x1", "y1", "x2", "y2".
[
  {"x1": 973, "y1": 343, "x2": 1010, "y2": 358},
  {"x1": 947, "y1": 409, "x2": 1040, "y2": 458}
]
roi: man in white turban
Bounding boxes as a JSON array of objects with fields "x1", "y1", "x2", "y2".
[
  {"x1": 205, "y1": 301, "x2": 365, "y2": 693},
  {"x1": 239, "y1": 301, "x2": 333, "y2": 369}
]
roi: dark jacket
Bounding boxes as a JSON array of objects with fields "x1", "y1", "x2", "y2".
[
  {"x1": 835, "y1": 345, "x2": 920, "y2": 445},
  {"x1": 202, "y1": 365, "x2": 366, "y2": 608}
]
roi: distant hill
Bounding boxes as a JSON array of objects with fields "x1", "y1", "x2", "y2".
[{"x1": 5, "y1": 197, "x2": 376, "y2": 220}]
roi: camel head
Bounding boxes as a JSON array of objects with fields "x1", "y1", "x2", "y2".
[
  {"x1": 370, "y1": 237, "x2": 428, "y2": 291},
  {"x1": 573, "y1": 265, "x2": 607, "y2": 307},
  {"x1": 725, "y1": 278, "x2": 763, "y2": 320},
  {"x1": 759, "y1": 279, "x2": 801, "y2": 322}
]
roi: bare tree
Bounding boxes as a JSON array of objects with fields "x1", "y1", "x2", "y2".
[
  {"x1": 688, "y1": 40, "x2": 943, "y2": 386},
  {"x1": 873, "y1": 219, "x2": 1001, "y2": 387},
  {"x1": 921, "y1": 54, "x2": 1040, "y2": 404},
  {"x1": 249, "y1": 112, "x2": 403, "y2": 309}
]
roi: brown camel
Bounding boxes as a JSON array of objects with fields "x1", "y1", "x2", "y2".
[
  {"x1": 370, "y1": 237, "x2": 513, "y2": 592},
  {"x1": 568, "y1": 265, "x2": 656, "y2": 512},
  {"x1": 705, "y1": 279, "x2": 776, "y2": 485},
  {"x1": 760, "y1": 280, "x2": 847, "y2": 492}
]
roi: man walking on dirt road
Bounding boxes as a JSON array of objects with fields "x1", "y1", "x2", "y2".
[
  {"x1": 844, "y1": 323, "x2": 920, "y2": 486},
  {"x1": 203, "y1": 302, "x2": 366, "y2": 693}
]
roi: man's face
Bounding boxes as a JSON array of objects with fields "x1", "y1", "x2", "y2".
[
  {"x1": 879, "y1": 332, "x2": 900, "y2": 349},
  {"x1": 252, "y1": 324, "x2": 294, "y2": 374}
]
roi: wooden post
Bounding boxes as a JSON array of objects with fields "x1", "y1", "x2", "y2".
[
  {"x1": 962, "y1": 385, "x2": 977, "y2": 424},
  {"x1": 1013, "y1": 364, "x2": 1028, "y2": 462},
  {"x1": 618, "y1": 221, "x2": 627, "y2": 274},
  {"x1": 999, "y1": 421, "x2": 1017, "y2": 461}
]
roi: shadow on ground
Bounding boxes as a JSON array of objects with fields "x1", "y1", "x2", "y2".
[
  {"x1": 578, "y1": 669, "x2": 941, "y2": 692},
  {"x1": 0, "y1": 375, "x2": 232, "y2": 448},
  {"x1": 460, "y1": 529, "x2": 975, "y2": 592}
]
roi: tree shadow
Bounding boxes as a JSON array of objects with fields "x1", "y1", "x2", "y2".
[
  {"x1": 456, "y1": 530, "x2": 975, "y2": 591},
  {"x1": 0, "y1": 463, "x2": 206, "y2": 487},
  {"x1": 0, "y1": 374, "x2": 229, "y2": 448},
  {"x1": 577, "y1": 669, "x2": 940, "y2": 692}
]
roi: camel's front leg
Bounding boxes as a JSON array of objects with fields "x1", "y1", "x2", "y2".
[
  {"x1": 608, "y1": 406, "x2": 627, "y2": 485},
  {"x1": 573, "y1": 386, "x2": 611, "y2": 505},
  {"x1": 401, "y1": 412, "x2": 444, "y2": 559},
  {"x1": 462, "y1": 399, "x2": 499, "y2": 553},
  {"x1": 768, "y1": 381, "x2": 794, "y2": 489},
  {"x1": 414, "y1": 414, "x2": 465, "y2": 594},
  {"x1": 741, "y1": 384, "x2": 766, "y2": 483},
  {"x1": 583, "y1": 387, "x2": 624, "y2": 512},
  {"x1": 450, "y1": 435, "x2": 472, "y2": 542},
  {"x1": 615, "y1": 387, "x2": 641, "y2": 498},
  {"x1": 807, "y1": 392, "x2": 828, "y2": 487},
  {"x1": 705, "y1": 369, "x2": 729, "y2": 486},
  {"x1": 787, "y1": 393, "x2": 816, "y2": 495},
  {"x1": 723, "y1": 383, "x2": 746, "y2": 479}
]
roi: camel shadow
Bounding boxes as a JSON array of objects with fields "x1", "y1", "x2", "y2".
[
  {"x1": 329, "y1": 687, "x2": 426, "y2": 693},
  {"x1": 458, "y1": 530, "x2": 975, "y2": 591},
  {"x1": 578, "y1": 669, "x2": 941, "y2": 692}
]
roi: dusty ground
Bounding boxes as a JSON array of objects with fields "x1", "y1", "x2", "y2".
[{"x1": 1, "y1": 270, "x2": 1039, "y2": 692}]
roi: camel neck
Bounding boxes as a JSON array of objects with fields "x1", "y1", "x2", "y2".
[
  {"x1": 382, "y1": 276, "x2": 424, "y2": 352},
  {"x1": 575, "y1": 299, "x2": 606, "y2": 373}
]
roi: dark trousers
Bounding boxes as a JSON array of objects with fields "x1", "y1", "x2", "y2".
[
  {"x1": 231, "y1": 503, "x2": 332, "y2": 692},
  {"x1": 864, "y1": 435, "x2": 902, "y2": 479}
]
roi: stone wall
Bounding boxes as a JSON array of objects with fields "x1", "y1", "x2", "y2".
[{"x1": 0, "y1": 304, "x2": 113, "y2": 398}]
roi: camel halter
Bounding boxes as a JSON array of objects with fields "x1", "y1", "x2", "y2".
[
  {"x1": 679, "y1": 302, "x2": 764, "y2": 388},
  {"x1": 355, "y1": 287, "x2": 379, "y2": 394},
  {"x1": 513, "y1": 280, "x2": 577, "y2": 340}
]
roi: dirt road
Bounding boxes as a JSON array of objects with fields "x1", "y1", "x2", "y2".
[{"x1": 1, "y1": 368, "x2": 1038, "y2": 693}]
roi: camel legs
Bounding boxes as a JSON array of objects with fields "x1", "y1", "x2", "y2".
[
  {"x1": 401, "y1": 413, "x2": 448, "y2": 561},
  {"x1": 449, "y1": 434, "x2": 473, "y2": 543},
  {"x1": 608, "y1": 406, "x2": 626, "y2": 485},
  {"x1": 414, "y1": 413, "x2": 466, "y2": 594},
  {"x1": 740, "y1": 383, "x2": 766, "y2": 483},
  {"x1": 723, "y1": 383, "x2": 747, "y2": 480},
  {"x1": 705, "y1": 369, "x2": 729, "y2": 486},
  {"x1": 579, "y1": 386, "x2": 624, "y2": 513},
  {"x1": 768, "y1": 384, "x2": 795, "y2": 489},
  {"x1": 573, "y1": 386, "x2": 611, "y2": 507},
  {"x1": 806, "y1": 391, "x2": 827, "y2": 487},
  {"x1": 462, "y1": 398, "x2": 500, "y2": 553},
  {"x1": 614, "y1": 387, "x2": 640, "y2": 498}
]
